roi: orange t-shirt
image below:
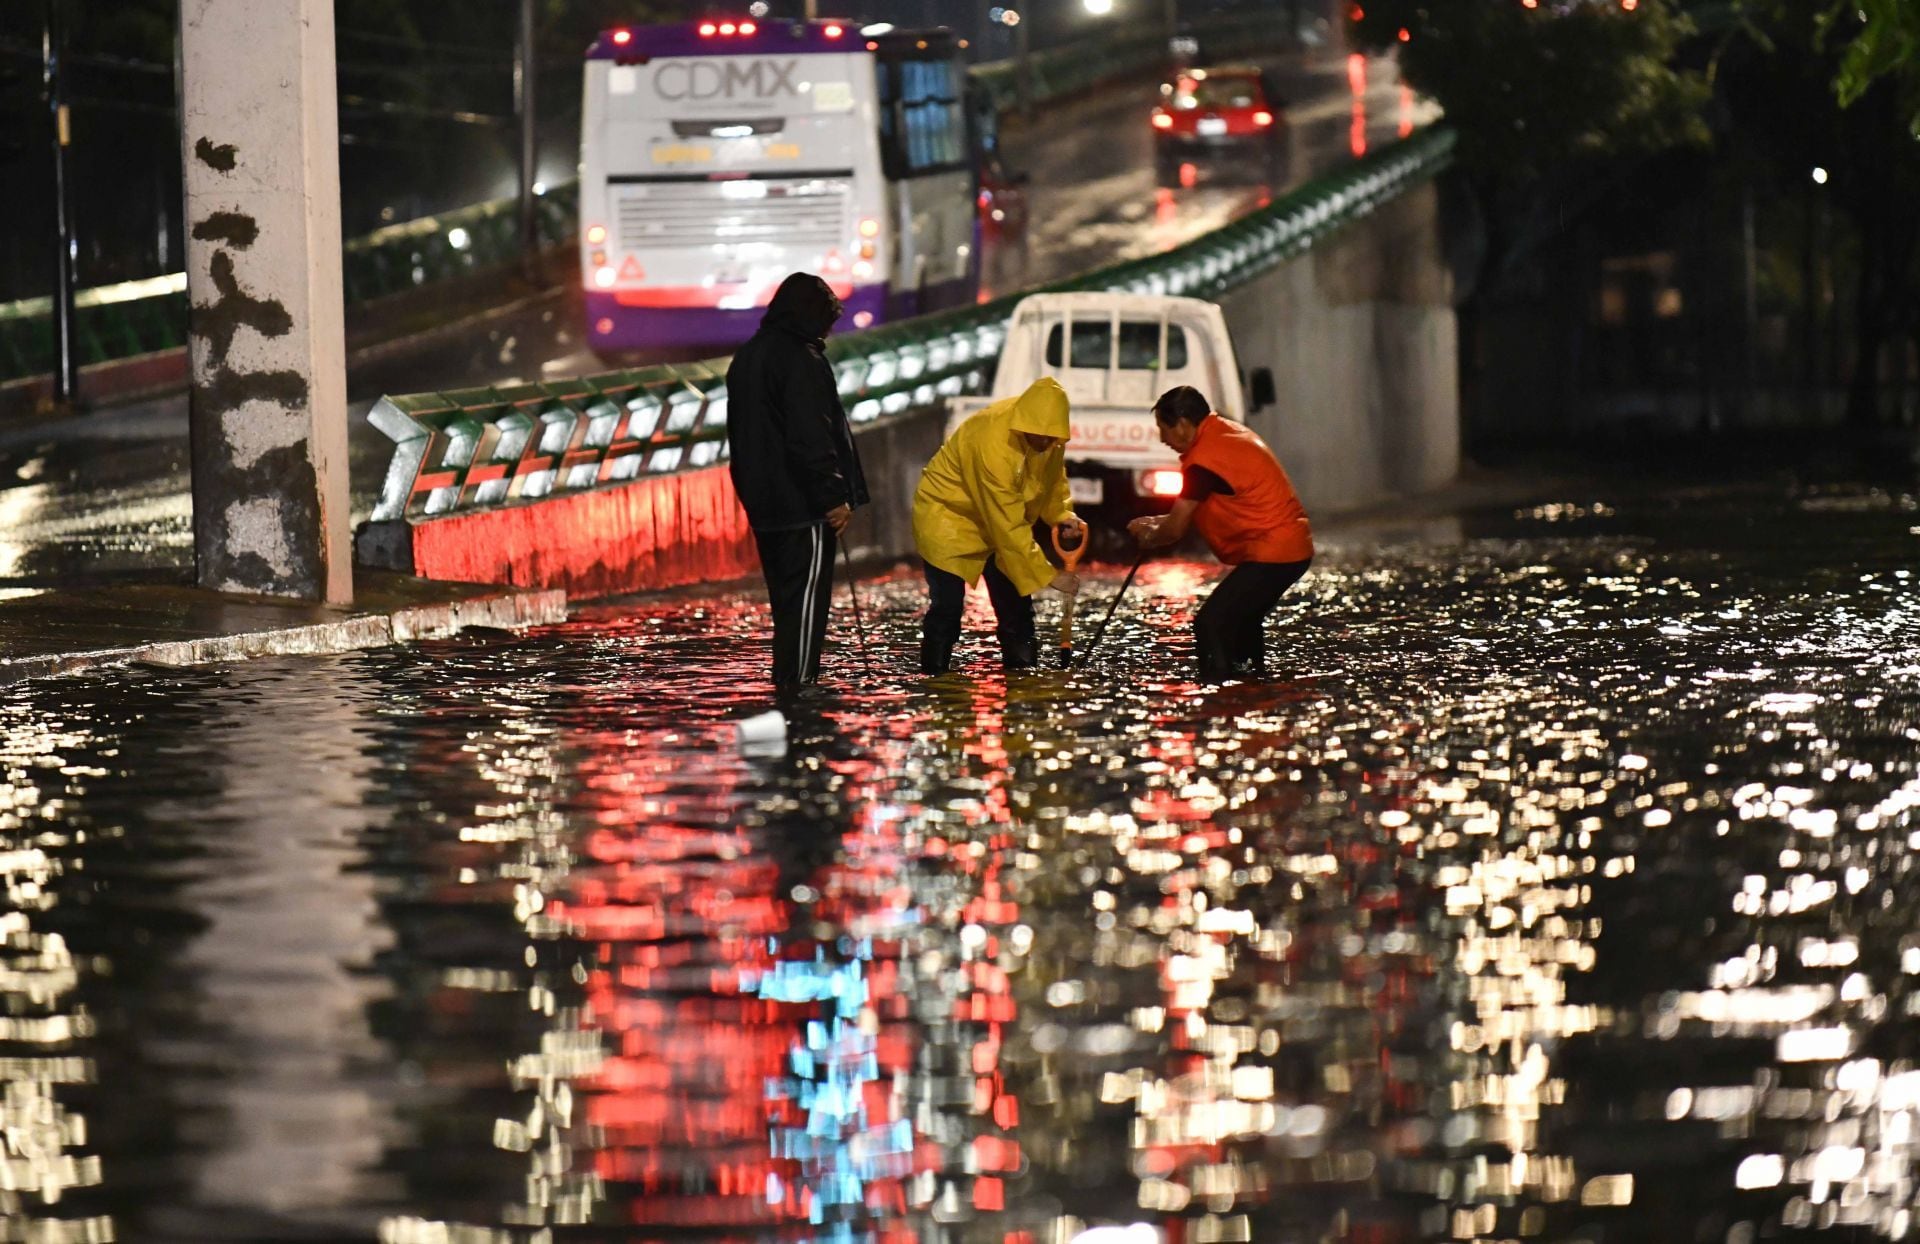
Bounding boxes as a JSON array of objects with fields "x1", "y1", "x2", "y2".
[{"x1": 1179, "y1": 414, "x2": 1313, "y2": 564}]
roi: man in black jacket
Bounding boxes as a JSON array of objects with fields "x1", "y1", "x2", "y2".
[{"x1": 725, "y1": 273, "x2": 871, "y2": 689}]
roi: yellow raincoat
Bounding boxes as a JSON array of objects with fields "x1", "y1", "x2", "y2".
[{"x1": 913, "y1": 377, "x2": 1076, "y2": 597}]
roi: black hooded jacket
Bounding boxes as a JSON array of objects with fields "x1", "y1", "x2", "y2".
[{"x1": 725, "y1": 274, "x2": 870, "y2": 531}]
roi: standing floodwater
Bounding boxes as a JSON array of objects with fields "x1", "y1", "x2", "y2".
[{"x1": 2, "y1": 475, "x2": 1918, "y2": 1242}]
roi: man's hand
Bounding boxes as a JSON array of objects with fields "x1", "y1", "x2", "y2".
[
  {"x1": 1127, "y1": 515, "x2": 1162, "y2": 547},
  {"x1": 825, "y1": 503, "x2": 852, "y2": 533},
  {"x1": 1056, "y1": 515, "x2": 1088, "y2": 543},
  {"x1": 1048, "y1": 570, "x2": 1081, "y2": 598}
]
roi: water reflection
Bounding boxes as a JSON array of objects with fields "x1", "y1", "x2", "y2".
[{"x1": 0, "y1": 480, "x2": 1918, "y2": 1241}]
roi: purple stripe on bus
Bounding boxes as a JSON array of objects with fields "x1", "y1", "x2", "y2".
[{"x1": 585, "y1": 285, "x2": 889, "y2": 354}]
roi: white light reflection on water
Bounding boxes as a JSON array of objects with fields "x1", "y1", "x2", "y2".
[{"x1": 0, "y1": 478, "x2": 1914, "y2": 1242}]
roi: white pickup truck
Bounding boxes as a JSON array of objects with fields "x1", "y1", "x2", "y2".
[{"x1": 943, "y1": 291, "x2": 1274, "y2": 523}]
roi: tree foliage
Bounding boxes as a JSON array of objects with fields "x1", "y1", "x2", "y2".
[
  {"x1": 1823, "y1": 0, "x2": 1920, "y2": 136},
  {"x1": 1348, "y1": 0, "x2": 1711, "y2": 180}
]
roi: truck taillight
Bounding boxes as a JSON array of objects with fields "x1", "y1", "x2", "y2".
[{"x1": 1143, "y1": 468, "x2": 1184, "y2": 498}]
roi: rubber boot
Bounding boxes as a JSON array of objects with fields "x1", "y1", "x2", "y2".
[
  {"x1": 1000, "y1": 637, "x2": 1039, "y2": 671},
  {"x1": 920, "y1": 637, "x2": 956, "y2": 675}
]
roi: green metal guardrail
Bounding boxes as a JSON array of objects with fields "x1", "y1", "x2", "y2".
[
  {"x1": 0, "y1": 15, "x2": 1291, "y2": 387},
  {"x1": 364, "y1": 125, "x2": 1457, "y2": 525}
]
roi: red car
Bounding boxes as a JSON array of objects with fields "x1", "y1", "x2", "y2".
[{"x1": 1150, "y1": 66, "x2": 1285, "y2": 185}]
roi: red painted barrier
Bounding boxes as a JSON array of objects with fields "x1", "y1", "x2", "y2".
[{"x1": 387, "y1": 464, "x2": 760, "y2": 599}]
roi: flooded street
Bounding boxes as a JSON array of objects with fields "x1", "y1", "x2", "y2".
[{"x1": 4, "y1": 473, "x2": 1920, "y2": 1243}]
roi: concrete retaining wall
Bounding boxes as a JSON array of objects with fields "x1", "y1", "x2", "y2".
[{"x1": 1219, "y1": 180, "x2": 1458, "y2": 514}]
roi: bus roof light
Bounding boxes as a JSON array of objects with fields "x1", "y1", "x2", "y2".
[
  {"x1": 824, "y1": 23, "x2": 845, "y2": 38},
  {"x1": 698, "y1": 22, "x2": 717, "y2": 36},
  {"x1": 739, "y1": 21, "x2": 757, "y2": 34},
  {"x1": 718, "y1": 22, "x2": 736, "y2": 35},
  {"x1": 611, "y1": 29, "x2": 632, "y2": 45}
]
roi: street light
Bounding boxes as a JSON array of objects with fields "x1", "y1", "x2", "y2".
[{"x1": 1085, "y1": 0, "x2": 1115, "y2": 13}]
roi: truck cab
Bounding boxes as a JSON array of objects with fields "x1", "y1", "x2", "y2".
[{"x1": 945, "y1": 292, "x2": 1273, "y2": 532}]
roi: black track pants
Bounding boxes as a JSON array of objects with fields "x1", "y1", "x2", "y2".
[
  {"x1": 922, "y1": 557, "x2": 1037, "y2": 670},
  {"x1": 753, "y1": 523, "x2": 837, "y2": 688},
  {"x1": 1194, "y1": 558, "x2": 1311, "y2": 679}
]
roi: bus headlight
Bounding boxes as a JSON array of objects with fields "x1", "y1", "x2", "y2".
[
  {"x1": 858, "y1": 217, "x2": 880, "y2": 238},
  {"x1": 852, "y1": 259, "x2": 874, "y2": 280},
  {"x1": 586, "y1": 224, "x2": 607, "y2": 245},
  {"x1": 858, "y1": 241, "x2": 875, "y2": 260},
  {"x1": 593, "y1": 266, "x2": 617, "y2": 289}
]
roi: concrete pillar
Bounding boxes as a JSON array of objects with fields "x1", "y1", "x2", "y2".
[{"x1": 178, "y1": 0, "x2": 351, "y2": 604}]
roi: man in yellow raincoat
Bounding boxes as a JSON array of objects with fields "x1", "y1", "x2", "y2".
[{"x1": 913, "y1": 376, "x2": 1085, "y2": 674}]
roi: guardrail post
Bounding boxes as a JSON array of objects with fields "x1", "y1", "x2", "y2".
[{"x1": 179, "y1": 0, "x2": 351, "y2": 603}]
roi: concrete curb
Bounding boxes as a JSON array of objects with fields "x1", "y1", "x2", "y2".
[{"x1": 0, "y1": 579, "x2": 567, "y2": 687}]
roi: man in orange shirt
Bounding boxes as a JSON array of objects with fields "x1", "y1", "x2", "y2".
[{"x1": 1127, "y1": 385, "x2": 1313, "y2": 679}]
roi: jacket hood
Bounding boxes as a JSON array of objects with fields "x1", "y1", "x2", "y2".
[
  {"x1": 760, "y1": 272, "x2": 843, "y2": 342},
  {"x1": 1007, "y1": 377, "x2": 1070, "y2": 440}
]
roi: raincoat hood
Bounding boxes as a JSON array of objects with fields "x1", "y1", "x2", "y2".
[
  {"x1": 1006, "y1": 377, "x2": 1070, "y2": 440},
  {"x1": 760, "y1": 272, "x2": 843, "y2": 343}
]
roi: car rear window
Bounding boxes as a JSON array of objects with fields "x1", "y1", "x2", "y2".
[
  {"x1": 1117, "y1": 322, "x2": 1189, "y2": 370},
  {"x1": 1046, "y1": 320, "x2": 1191, "y2": 370},
  {"x1": 1167, "y1": 75, "x2": 1263, "y2": 111},
  {"x1": 1045, "y1": 322, "x2": 1112, "y2": 369}
]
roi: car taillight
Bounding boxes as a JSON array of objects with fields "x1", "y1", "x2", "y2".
[
  {"x1": 1253, "y1": 110, "x2": 1273, "y2": 127},
  {"x1": 1143, "y1": 468, "x2": 1184, "y2": 498},
  {"x1": 1152, "y1": 112, "x2": 1173, "y2": 129}
]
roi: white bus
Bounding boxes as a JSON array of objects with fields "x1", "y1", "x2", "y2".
[{"x1": 579, "y1": 17, "x2": 982, "y2": 354}]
